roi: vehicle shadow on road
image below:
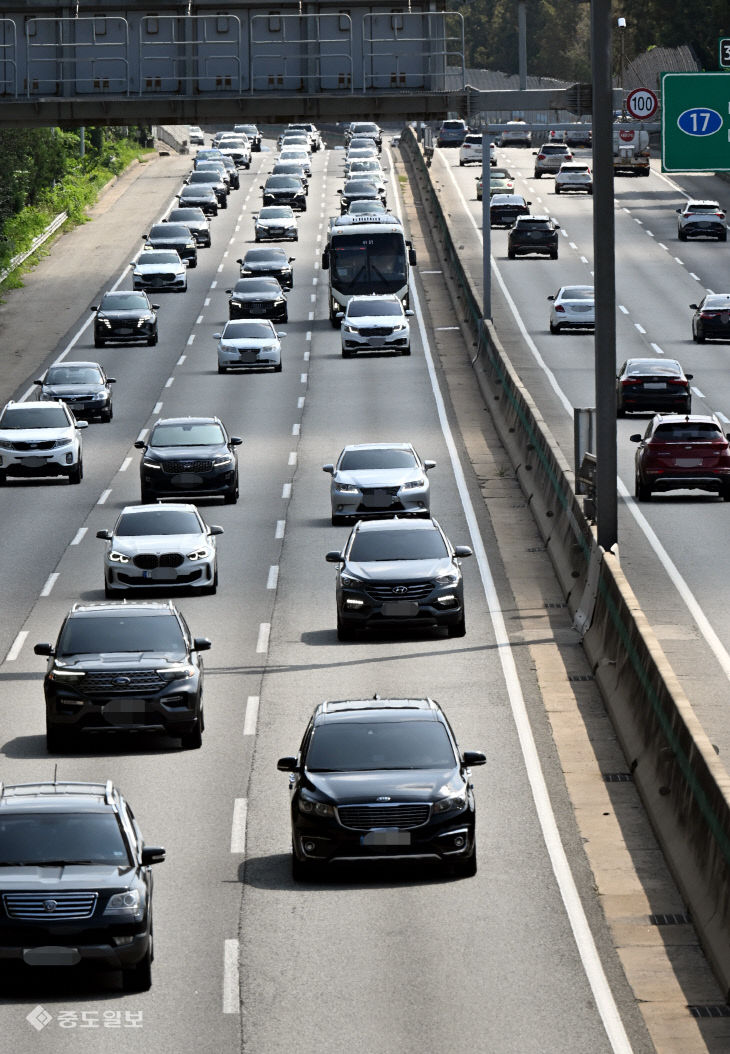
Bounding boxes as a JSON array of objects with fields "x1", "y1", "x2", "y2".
[{"x1": 240, "y1": 853, "x2": 458, "y2": 891}]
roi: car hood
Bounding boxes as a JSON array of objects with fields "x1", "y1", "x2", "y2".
[
  {"x1": 345, "y1": 557, "x2": 453, "y2": 581},
  {"x1": 231, "y1": 291, "x2": 280, "y2": 302},
  {"x1": 219, "y1": 336, "x2": 279, "y2": 350},
  {"x1": 56, "y1": 651, "x2": 187, "y2": 666},
  {"x1": 336, "y1": 469, "x2": 420, "y2": 487},
  {"x1": 345, "y1": 314, "x2": 406, "y2": 327},
  {"x1": 42, "y1": 384, "x2": 105, "y2": 397},
  {"x1": 135, "y1": 260, "x2": 183, "y2": 274},
  {"x1": 303, "y1": 767, "x2": 462, "y2": 804},
  {"x1": 0, "y1": 426, "x2": 73, "y2": 441},
  {"x1": 108, "y1": 532, "x2": 208, "y2": 555},
  {"x1": 148, "y1": 234, "x2": 189, "y2": 247},
  {"x1": 0, "y1": 864, "x2": 135, "y2": 886},
  {"x1": 257, "y1": 217, "x2": 295, "y2": 226}
]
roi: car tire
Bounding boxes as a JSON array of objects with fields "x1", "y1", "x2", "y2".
[
  {"x1": 720, "y1": 232, "x2": 728, "y2": 242},
  {"x1": 102, "y1": 405, "x2": 113, "y2": 422},
  {"x1": 459, "y1": 160, "x2": 465, "y2": 166},
  {"x1": 224, "y1": 478, "x2": 239, "y2": 504},
  {"x1": 148, "y1": 332, "x2": 158, "y2": 346},
  {"x1": 342, "y1": 349, "x2": 354, "y2": 358},
  {"x1": 180, "y1": 720, "x2": 203, "y2": 750},
  {"x1": 141, "y1": 488, "x2": 156, "y2": 504},
  {"x1": 94, "y1": 336, "x2": 105, "y2": 348},
  {"x1": 68, "y1": 460, "x2": 83, "y2": 485},
  {"x1": 217, "y1": 365, "x2": 227, "y2": 374},
  {"x1": 283, "y1": 312, "x2": 289, "y2": 323},
  {"x1": 694, "y1": 328, "x2": 705, "y2": 344},
  {"x1": 0, "y1": 471, "x2": 6, "y2": 486},
  {"x1": 616, "y1": 405, "x2": 625, "y2": 418},
  {"x1": 401, "y1": 345, "x2": 411, "y2": 356},
  {"x1": 555, "y1": 186, "x2": 561, "y2": 194},
  {"x1": 448, "y1": 614, "x2": 466, "y2": 638},
  {"x1": 635, "y1": 476, "x2": 652, "y2": 502},
  {"x1": 254, "y1": 235, "x2": 260, "y2": 242},
  {"x1": 684, "y1": 398, "x2": 692, "y2": 414},
  {"x1": 291, "y1": 849, "x2": 319, "y2": 882},
  {"x1": 588, "y1": 187, "x2": 593, "y2": 195},
  {"x1": 331, "y1": 514, "x2": 348, "y2": 527},
  {"x1": 722, "y1": 485, "x2": 730, "y2": 503},
  {"x1": 549, "y1": 321, "x2": 560, "y2": 334},
  {"x1": 336, "y1": 615, "x2": 357, "y2": 642},
  {"x1": 274, "y1": 363, "x2": 283, "y2": 372},
  {"x1": 122, "y1": 945, "x2": 153, "y2": 993},
  {"x1": 534, "y1": 171, "x2": 542, "y2": 179},
  {"x1": 188, "y1": 257, "x2": 198, "y2": 268},
  {"x1": 451, "y1": 845, "x2": 477, "y2": 878},
  {"x1": 46, "y1": 726, "x2": 72, "y2": 755},
  {"x1": 550, "y1": 250, "x2": 558, "y2": 260},
  {"x1": 507, "y1": 249, "x2": 515, "y2": 259},
  {"x1": 678, "y1": 231, "x2": 687, "y2": 242}
]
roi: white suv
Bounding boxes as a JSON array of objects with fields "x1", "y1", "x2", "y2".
[
  {"x1": 338, "y1": 294, "x2": 413, "y2": 357},
  {"x1": 533, "y1": 143, "x2": 573, "y2": 177},
  {"x1": 459, "y1": 133, "x2": 486, "y2": 166},
  {"x1": 554, "y1": 161, "x2": 593, "y2": 194},
  {"x1": 0, "y1": 400, "x2": 87, "y2": 485},
  {"x1": 676, "y1": 200, "x2": 727, "y2": 242}
]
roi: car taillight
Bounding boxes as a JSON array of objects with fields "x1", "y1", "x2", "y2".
[
  {"x1": 555, "y1": 305, "x2": 566, "y2": 313},
  {"x1": 621, "y1": 378, "x2": 639, "y2": 386},
  {"x1": 700, "y1": 312, "x2": 720, "y2": 319},
  {"x1": 538, "y1": 153, "x2": 546, "y2": 160},
  {"x1": 667, "y1": 377, "x2": 689, "y2": 385}
]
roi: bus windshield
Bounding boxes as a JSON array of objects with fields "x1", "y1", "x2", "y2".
[{"x1": 330, "y1": 232, "x2": 407, "y2": 296}]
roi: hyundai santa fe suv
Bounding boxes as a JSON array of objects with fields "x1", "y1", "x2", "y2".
[
  {"x1": 0, "y1": 779, "x2": 165, "y2": 991},
  {"x1": 0, "y1": 400, "x2": 87, "y2": 485},
  {"x1": 277, "y1": 696, "x2": 486, "y2": 879},
  {"x1": 35, "y1": 600, "x2": 211, "y2": 751}
]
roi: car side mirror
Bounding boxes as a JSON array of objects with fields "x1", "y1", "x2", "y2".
[
  {"x1": 462, "y1": 750, "x2": 487, "y2": 767},
  {"x1": 33, "y1": 378, "x2": 43, "y2": 385},
  {"x1": 193, "y1": 637, "x2": 212, "y2": 652},
  {"x1": 325, "y1": 551, "x2": 344, "y2": 563},
  {"x1": 335, "y1": 312, "x2": 344, "y2": 320},
  {"x1": 152, "y1": 304, "x2": 160, "y2": 310},
  {"x1": 259, "y1": 185, "x2": 264, "y2": 190},
  {"x1": 409, "y1": 248, "x2": 417, "y2": 266},
  {"x1": 406, "y1": 309, "x2": 414, "y2": 316},
  {"x1": 75, "y1": 420, "x2": 89, "y2": 429},
  {"x1": 209, "y1": 525, "x2": 224, "y2": 536},
  {"x1": 322, "y1": 464, "x2": 335, "y2": 474},
  {"x1": 225, "y1": 289, "x2": 233, "y2": 294},
  {"x1": 276, "y1": 331, "x2": 287, "y2": 338},
  {"x1": 547, "y1": 295, "x2": 555, "y2": 301},
  {"x1": 129, "y1": 262, "x2": 136, "y2": 267},
  {"x1": 554, "y1": 223, "x2": 561, "y2": 229},
  {"x1": 675, "y1": 208, "x2": 681, "y2": 213},
  {"x1": 277, "y1": 756, "x2": 298, "y2": 772},
  {"x1": 212, "y1": 332, "x2": 221, "y2": 339},
  {"x1": 532, "y1": 150, "x2": 537, "y2": 154},
  {"x1": 96, "y1": 529, "x2": 112, "y2": 540},
  {"x1": 34, "y1": 642, "x2": 54, "y2": 657},
  {"x1": 685, "y1": 373, "x2": 693, "y2": 380},
  {"x1": 288, "y1": 257, "x2": 295, "y2": 263},
  {"x1": 236, "y1": 258, "x2": 243, "y2": 265},
  {"x1": 629, "y1": 434, "x2": 642, "y2": 443},
  {"x1": 90, "y1": 306, "x2": 98, "y2": 312},
  {"x1": 141, "y1": 234, "x2": 148, "y2": 239},
  {"x1": 689, "y1": 304, "x2": 698, "y2": 310},
  {"x1": 252, "y1": 212, "x2": 259, "y2": 218},
  {"x1": 134, "y1": 440, "x2": 147, "y2": 449},
  {"x1": 230, "y1": 437, "x2": 243, "y2": 446},
  {"x1": 454, "y1": 546, "x2": 473, "y2": 559},
  {"x1": 141, "y1": 846, "x2": 166, "y2": 866},
  {"x1": 424, "y1": 460, "x2": 436, "y2": 470}
]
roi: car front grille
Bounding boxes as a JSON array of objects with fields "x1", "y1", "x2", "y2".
[
  {"x1": 6, "y1": 439, "x2": 61, "y2": 451},
  {"x1": 357, "y1": 327, "x2": 394, "y2": 337},
  {"x1": 83, "y1": 669, "x2": 166, "y2": 694},
  {"x1": 366, "y1": 581, "x2": 435, "y2": 601},
  {"x1": 138, "y1": 274, "x2": 177, "y2": 285},
  {"x1": 132, "y1": 552, "x2": 185, "y2": 569},
  {"x1": 3, "y1": 892, "x2": 98, "y2": 920},
  {"x1": 337, "y1": 803, "x2": 430, "y2": 829},
  {"x1": 360, "y1": 486, "x2": 400, "y2": 496},
  {"x1": 163, "y1": 460, "x2": 213, "y2": 474}
]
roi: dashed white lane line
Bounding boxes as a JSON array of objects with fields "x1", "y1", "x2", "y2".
[
  {"x1": 5, "y1": 631, "x2": 28, "y2": 663},
  {"x1": 275, "y1": 520, "x2": 285, "y2": 539},
  {"x1": 297, "y1": 397, "x2": 304, "y2": 409},
  {"x1": 230, "y1": 799, "x2": 247, "y2": 853},
  {"x1": 98, "y1": 489, "x2": 111, "y2": 505},
  {"x1": 717, "y1": 412, "x2": 730, "y2": 424},
  {"x1": 292, "y1": 423, "x2": 300, "y2": 436},
  {"x1": 121, "y1": 457, "x2": 131, "y2": 472},
  {"x1": 305, "y1": 331, "x2": 312, "y2": 341},
  {"x1": 569, "y1": 242, "x2": 577, "y2": 250},
  {"x1": 674, "y1": 257, "x2": 683, "y2": 265},
  {"x1": 177, "y1": 354, "x2": 186, "y2": 365},
  {"x1": 153, "y1": 402, "x2": 163, "y2": 415},
  {"x1": 303, "y1": 351, "x2": 310, "y2": 362},
  {"x1": 649, "y1": 343, "x2": 664, "y2": 355},
  {"x1": 282, "y1": 482, "x2": 292, "y2": 499},
  {"x1": 196, "y1": 315, "x2": 204, "y2": 324},
  {"x1": 693, "y1": 387, "x2": 705, "y2": 399},
  {"x1": 310, "y1": 294, "x2": 316, "y2": 302},
  {"x1": 40, "y1": 573, "x2": 59, "y2": 597},
  {"x1": 646, "y1": 230, "x2": 655, "y2": 238},
  {"x1": 267, "y1": 565, "x2": 279, "y2": 589},
  {"x1": 288, "y1": 451, "x2": 297, "y2": 466},
  {"x1": 256, "y1": 623, "x2": 271, "y2": 653},
  {"x1": 243, "y1": 695, "x2": 260, "y2": 736},
  {"x1": 204, "y1": 297, "x2": 211, "y2": 306},
  {"x1": 300, "y1": 373, "x2": 308, "y2": 384},
  {"x1": 690, "y1": 273, "x2": 701, "y2": 281},
  {"x1": 211, "y1": 280, "x2": 217, "y2": 289},
  {"x1": 71, "y1": 527, "x2": 87, "y2": 546},
  {"x1": 137, "y1": 428, "x2": 148, "y2": 443},
  {"x1": 658, "y1": 243, "x2": 668, "y2": 251},
  {"x1": 312, "y1": 278, "x2": 318, "y2": 286},
  {"x1": 217, "y1": 264, "x2": 224, "y2": 273},
  {"x1": 634, "y1": 323, "x2": 646, "y2": 334},
  {"x1": 165, "y1": 377, "x2": 174, "y2": 388},
  {"x1": 222, "y1": 940, "x2": 239, "y2": 1015},
  {"x1": 634, "y1": 217, "x2": 643, "y2": 225},
  {"x1": 187, "y1": 335, "x2": 195, "y2": 345},
  {"x1": 580, "y1": 255, "x2": 588, "y2": 264},
  {"x1": 308, "y1": 311, "x2": 314, "y2": 321},
  {"x1": 618, "y1": 305, "x2": 629, "y2": 314}
]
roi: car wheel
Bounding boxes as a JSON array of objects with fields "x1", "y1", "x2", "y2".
[
  {"x1": 555, "y1": 186, "x2": 561, "y2": 194},
  {"x1": 550, "y1": 250, "x2": 558, "y2": 260},
  {"x1": 635, "y1": 476, "x2": 652, "y2": 502},
  {"x1": 694, "y1": 328, "x2": 705, "y2": 344},
  {"x1": 291, "y1": 848, "x2": 319, "y2": 882},
  {"x1": 102, "y1": 405, "x2": 113, "y2": 422},
  {"x1": 141, "y1": 488, "x2": 156, "y2": 504},
  {"x1": 720, "y1": 232, "x2": 728, "y2": 242},
  {"x1": 68, "y1": 460, "x2": 83, "y2": 485},
  {"x1": 122, "y1": 945, "x2": 153, "y2": 992},
  {"x1": 616, "y1": 405, "x2": 625, "y2": 418},
  {"x1": 217, "y1": 365, "x2": 227, "y2": 374},
  {"x1": 336, "y1": 615, "x2": 357, "y2": 642},
  {"x1": 401, "y1": 345, "x2": 411, "y2": 356},
  {"x1": 451, "y1": 845, "x2": 477, "y2": 878},
  {"x1": 331, "y1": 514, "x2": 348, "y2": 527},
  {"x1": 722, "y1": 485, "x2": 730, "y2": 503},
  {"x1": 448, "y1": 614, "x2": 466, "y2": 638},
  {"x1": 274, "y1": 362, "x2": 283, "y2": 372},
  {"x1": 549, "y1": 321, "x2": 560, "y2": 334},
  {"x1": 0, "y1": 470, "x2": 6, "y2": 486},
  {"x1": 282, "y1": 312, "x2": 289, "y2": 323},
  {"x1": 46, "y1": 726, "x2": 72, "y2": 755},
  {"x1": 342, "y1": 349, "x2": 354, "y2": 358},
  {"x1": 180, "y1": 721, "x2": 203, "y2": 750},
  {"x1": 459, "y1": 160, "x2": 465, "y2": 166},
  {"x1": 254, "y1": 235, "x2": 260, "y2": 242},
  {"x1": 148, "y1": 332, "x2": 158, "y2": 346},
  {"x1": 678, "y1": 230, "x2": 687, "y2": 242},
  {"x1": 683, "y1": 398, "x2": 692, "y2": 414},
  {"x1": 188, "y1": 257, "x2": 198, "y2": 268},
  {"x1": 224, "y1": 478, "x2": 239, "y2": 504},
  {"x1": 94, "y1": 336, "x2": 105, "y2": 348},
  {"x1": 534, "y1": 171, "x2": 542, "y2": 178},
  {"x1": 588, "y1": 187, "x2": 593, "y2": 195}
]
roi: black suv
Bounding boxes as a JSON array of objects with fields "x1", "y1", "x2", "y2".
[
  {"x1": 35, "y1": 600, "x2": 210, "y2": 751},
  {"x1": 326, "y1": 517, "x2": 472, "y2": 640},
  {"x1": 165, "y1": 207, "x2": 211, "y2": 247},
  {"x1": 91, "y1": 291, "x2": 159, "y2": 348},
  {"x1": 135, "y1": 416, "x2": 242, "y2": 504},
  {"x1": 277, "y1": 697, "x2": 486, "y2": 879},
  {"x1": 507, "y1": 215, "x2": 560, "y2": 259},
  {"x1": 0, "y1": 779, "x2": 165, "y2": 990},
  {"x1": 142, "y1": 223, "x2": 198, "y2": 267}
]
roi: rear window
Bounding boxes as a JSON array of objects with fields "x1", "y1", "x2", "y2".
[
  {"x1": 687, "y1": 204, "x2": 719, "y2": 214},
  {"x1": 653, "y1": 424, "x2": 723, "y2": 442},
  {"x1": 464, "y1": 135, "x2": 482, "y2": 144}
]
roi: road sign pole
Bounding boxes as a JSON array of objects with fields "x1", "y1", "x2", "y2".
[{"x1": 591, "y1": 0, "x2": 618, "y2": 551}]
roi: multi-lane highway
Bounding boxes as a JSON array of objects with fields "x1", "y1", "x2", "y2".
[
  {"x1": 434, "y1": 144, "x2": 730, "y2": 763},
  {"x1": 0, "y1": 131, "x2": 711, "y2": 1053}
]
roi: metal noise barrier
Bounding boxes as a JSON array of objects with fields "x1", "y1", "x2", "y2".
[{"x1": 400, "y1": 123, "x2": 730, "y2": 997}]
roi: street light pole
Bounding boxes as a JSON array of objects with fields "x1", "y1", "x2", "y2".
[{"x1": 617, "y1": 16, "x2": 626, "y2": 115}]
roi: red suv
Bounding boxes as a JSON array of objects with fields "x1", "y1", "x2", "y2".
[{"x1": 631, "y1": 414, "x2": 730, "y2": 502}]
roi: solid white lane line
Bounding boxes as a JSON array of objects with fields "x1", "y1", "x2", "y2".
[
  {"x1": 222, "y1": 940, "x2": 239, "y2": 1014},
  {"x1": 71, "y1": 528, "x2": 87, "y2": 546},
  {"x1": 5, "y1": 631, "x2": 28, "y2": 663},
  {"x1": 244, "y1": 695, "x2": 260, "y2": 736},
  {"x1": 230, "y1": 799, "x2": 247, "y2": 853},
  {"x1": 98, "y1": 489, "x2": 111, "y2": 505},
  {"x1": 40, "y1": 573, "x2": 59, "y2": 597},
  {"x1": 256, "y1": 623, "x2": 270, "y2": 653},
  {"x1": 282, "y1": 482, "x2": 291, "y2": 499},
  {"x1": 267, "y1": 565, "x2": 279, "y2": 589},
  {"x1": 275, "y1": 520, "x2": 285, "y2": 539}
]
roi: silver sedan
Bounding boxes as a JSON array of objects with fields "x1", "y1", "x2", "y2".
[
  {"x1": 547, "y1": 285, "x2": 595, "y2": 333},
  {"x1": 212, "y1": 319, "x2": 284, "y2": 373},
  {"x1": 323, "y1": 442, "x2": 435, "y2": 525},
  {"x1": 97, "y1": 504, "x2": 222, "y2": 596}
]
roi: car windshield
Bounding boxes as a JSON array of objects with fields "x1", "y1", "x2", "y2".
[
  {"x1": 0, "y1": 812, "x2": 131, "y2": 866},
  {"x1": 273, "y1": 164, "x2": 305, "y2": 175},
  {"x1": 233, "y1": 279, "x2": 280, "y2": 294},
  {"x1": 347, "y1": 301, "x2": 403, "y2": 317},
  {"x1": 222, "y1": 322, "x2": 274, "y2": 339},
  {"x1": 349, "y1": 202, "x2": 385, "y2": 214},
  {"x1": 345, "y1": 181, "x2": 377, "y2": 194},
  {"x1": 653, "y1": 424, "x2": 723, "y2": 442},
  {"x1": 306, "y1": 720, "x2": 455, "y2": 771},
  {"x1": 353, "y1": 123, "x2": 379, "y2": 134},
  {"x1": 266, "y1": 177, "x2": 301, "y2": 189},
  {"x1": 189, "y1": 172, "x2": 219, "y2": 184},
  {"x1": 100, "y1": 293, "x2": 150, "y2": 311},
  {"x1": 116, "y1": 510, "x2": 202, "y2": 536},
  {"x1": 170, "y1": 210, "x2": 204, "y2": 222},
  {"x1": 0, "y1": 407, "x2": 70, "y2": 429},
  {"x1": 140, "y1": 252, "x2": 180, "y2": 265},
  {"x1": 259, "y1": 207, "x2": 294, "y2": 219},
  {"x1": 340, "y1": 449, "x2": 417, "y2": 470},
  {"x1": 245, "y1": 250, "x2": 286, "y2": 263},
  {"x1": 149, "y1": 423, "x2": 226, "y2": 446},
  {"x1": 560, "y1": 287, "x2": 594, "y2": 300},
  {"x1": 280, "y1": 151, "x2": 307, "y2": 161},
  {"x1": 349, "y1": 528, "x2": 448, "y2": 562},
  {"x1": 57, "y1": 613, "x2": 186, "y2": 656},
  {"x1": 45, "y1": 367, "x2": 102, "y2": 385},
  {"x1": 150, "y1": 226, "x2": 188, "y2": 239}
]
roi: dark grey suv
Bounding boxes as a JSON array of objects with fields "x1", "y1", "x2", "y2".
[
  {"x1": 0, "y1": 780, "x2": 165, "y2": 990},
  {"x1": 35, "y1": 600, "x2": 210, "y2": 751}
]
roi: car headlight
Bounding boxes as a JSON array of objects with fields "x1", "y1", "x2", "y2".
[
  {"x1": 433, "y1": 792, "x2": 467, "y2": 815},
  {"x1": 392, "y1": 322, "x2": 407, "y2": 332},
  {"x1": 212, "y1": 455, "x2": 233, "y2": 467},
  {"x1": 298, "y1": 794, "x2": 335, "y2": 818},
  {"x1": 142, "y1": 459, "x2": 162, "y2": 470},
  {"x1": 435, "y1": 570, "x2": 459, "y2": 584},
  {"x1": 48, "y1": 665, "x2": 86, "y2": 682},
  {"x1": 186, "y1": 241, "x2": 195, "y2": 249},
  {"x1": 339, "y1": 573, "x2": 362, "y2": 588},
  {"x1": 335, "y1": 482, "x2": 359, "y2": 493},
  {"x1": 108, "y1": 550, "x2": 131, "y2": 563},
  {"x1": 343, "y1": 324, "x2": 360, "y2": 334},
  {"x1": 187, "y1": 546, "x2": 213, "y2": 561},
  {"x1": 104, "y1": 889, "x2": 144, "y2": 920},
  {"x1": 401, "y1": 478, "x2": 425, "y2": 490},
  {"x1": 156, "y1": 663, "x2": 195, "y2": 682},
  {"x1": 98, "y1": 317, "x2": 112, "y2": 328}
]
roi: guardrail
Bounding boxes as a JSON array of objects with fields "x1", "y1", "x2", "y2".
[
  {"x1": 399, "y1": 124, "x2": 730, "y2": 996},
  {"x1": 0, "y1": 211, "x2": 68, "y2": 285}
]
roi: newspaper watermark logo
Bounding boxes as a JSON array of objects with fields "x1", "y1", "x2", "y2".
[
  {"x1": 26, "y1": 1006, "x2": 53, "y2": 1031},
  {"x1": 25, "y1": 1006, "x2": 143, "y2": 1029}
]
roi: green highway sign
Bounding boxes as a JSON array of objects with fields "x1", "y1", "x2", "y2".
[
  {"x1": 721, "y1": 38, "x2": 730, "y2": 69},
  {"x1": 661, "y1": 72, "x2": 730, "y2": 172}
]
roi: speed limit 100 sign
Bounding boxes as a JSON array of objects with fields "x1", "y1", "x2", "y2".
[{"x1": 626, "y1": 88, "x2": 659, "y2": 120}]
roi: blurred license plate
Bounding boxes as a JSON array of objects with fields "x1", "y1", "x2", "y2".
[
  {"x1": 20, "y1": 456, "x2": 46, "y2": 467},
  {"x1": 143, "y1": 567, "x2": 178, "y2": 581},
  {"x1": 361, "y1": 830, "x2": 411, "y2": 846},
  {"x1": 381, "y1": 600, "x2": 419, "y2": 617},
  {"x1": 644, "y1": 383, "x2": 666, "y2": 389},
  {"x1": 676, "y1": 458, "x2": 701, "y2": 468}
]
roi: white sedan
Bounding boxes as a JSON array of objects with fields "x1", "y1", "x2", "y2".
[
  {"x1": 253, "y1": 206, "x2": 298, "y2": 242},
  {"x1": 213, "y1": 318, "x2": 284, "y2": 373},
  {"x1": 547, "y1": 285, "x2": 595, "y2": 333},
  {"x1": 97, "y1": 504, "x2": 222, "y2": 596}
]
